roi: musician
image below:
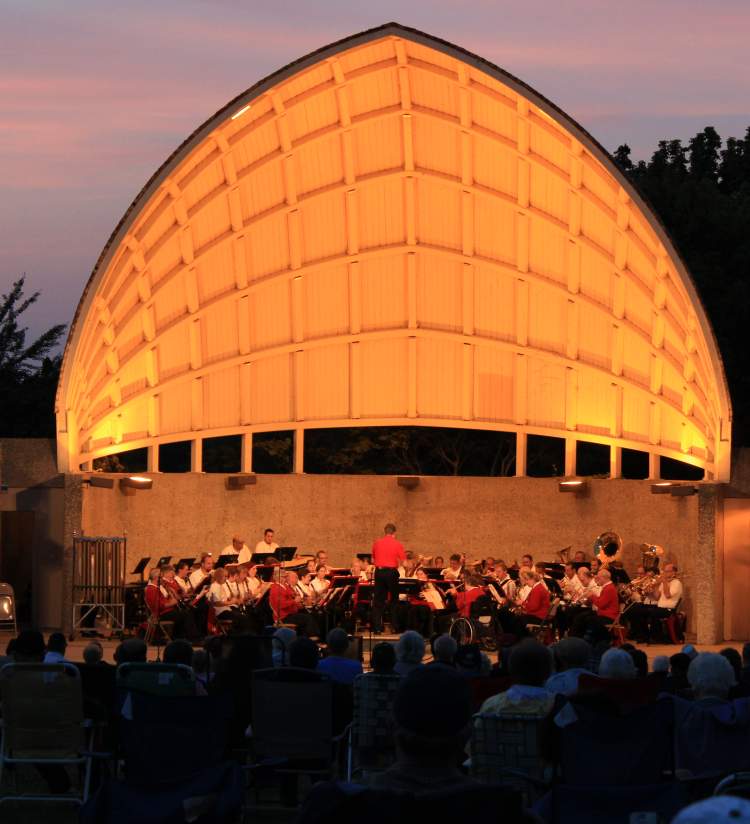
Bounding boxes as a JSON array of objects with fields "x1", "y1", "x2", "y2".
[
  {"x1": 371, "y1": 523, "x2": 406, "y2": 634},
  {"x1": 625, "y1": 563, "x2": 683, "y2": 643},
  {"x1": 189, "y1": 552, "x2": 214, "y2": 594},
  {"x1": 441, "y1": 554, "x2": 464, "y2": 581},
  {"x1": 492, "y1": 562, "x2": 517, "y2": 602},
  {"x1": 305, "y1": 559, "x2": 318, "y2": 575},
  {"x1": 144, "y1": 568, "x2": 198, "y2": 640},
  {"x1": 296, "y1": 570, "x2": 317, "y2": 605},
  {"x1": 446, "y1": 573, "x2": 487, "y2": 619},
  {"x1": 221, "y1": 535, "x2": 250, "y2": 562},
  {"x1": 415, "y1": 568, "x2": 453, "y2": 634},
  {"x1": 253, "y1": 528, "x2": 279, "y2": 561},
  {"x1": 433, "y1": 555, "x2": 445, "y2": 570},
  {"x1": 573, "y1": 550, "x2": 588, "y2": 564},
  {"x1": 518, "y1": 570, "x2": 551, "y2": 631},
  {"x1": 350, "y1": 559, "x2": 370, "y2": 582},
  {"x1": 588, "y1": 568, "x2": 620, "y2": 629},
  {"x1": 208, "y1": 567, "x2": 245, "y2": 629},
  {"x1": 561, "y1": 563, "x2": 583, "y2": 600},
  {"x1": 268, "y1": 570, "x2": 319, "y2": 637},
  {"x1": 311, "y1": 564, "x2": 331, "y2": 597},
  {"x1": 521, "y1": 554, "x2": 534, "y2": 568},
  {"x1": 314, "y1": 550, "x2": 331, "y2": 574},
  {"x1": 174, "y1": 561, "x2": 192, "y2": 596},
  {"x1": 590, "y1": 557, "x2": 602, "y2": 575}
]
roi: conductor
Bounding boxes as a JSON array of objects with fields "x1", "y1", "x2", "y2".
[{"x1": 371, "y1": 523, "x2": 405, "y2": 634}]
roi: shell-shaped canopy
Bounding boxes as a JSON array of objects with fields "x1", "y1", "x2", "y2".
[{"x1": 56, "y1": 23, "x2": 731, "y2": 479}]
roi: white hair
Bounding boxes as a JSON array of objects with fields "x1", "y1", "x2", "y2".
[
  {"x1": 598, "y1": 648, "x2": 636, "y2": 680},
  {"x1": 396, "y1": 630, "x2": 426, "y2": 665},
  {"x1": 688, "y1": 652, "x2": 736, "y2": 699},
  {"x1": 432, "y1": 634, "x2": 457, "y2": 663},
  {"x1": 652, "y1": 655, "x2": 669, "y2": 674},
  {"x1": 272, "y1": 627, "x2": 297, "y2": 667}
]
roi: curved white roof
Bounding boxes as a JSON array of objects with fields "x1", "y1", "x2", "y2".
[{"x1": 56, "y1": 23, "x2": 731, "y2": 479}]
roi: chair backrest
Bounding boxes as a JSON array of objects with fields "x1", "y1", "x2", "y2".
[
  {"x1": 116, "y1": 662, "x2": 196, "y2": 697},
  {"x1": 352, "y1": 673, "x2": 400, "y2": 750},
  {"x1": 251, "y1": 668, "x2": 333, "y2": 760},
  {"x1": 0, "y1": 662, "x2": 83, "y2": 757},
  {"x1": 471, "y1": 712, "x2": 548, "y2": 785},
  {"x1": 577, "y1": 673, "x2": 660, "y2": 709}
]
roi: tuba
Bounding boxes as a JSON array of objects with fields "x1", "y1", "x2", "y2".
[{"x1": 593, "y1": 530, "x2": 622, "y2": 566}]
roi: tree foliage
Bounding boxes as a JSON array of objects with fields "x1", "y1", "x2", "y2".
[
  {"x1": 0, "y1": 277, "x2": 66, "y2": 438},
  {"x1": 614, "y1": 126, "x2": 750, "y2": 447}
]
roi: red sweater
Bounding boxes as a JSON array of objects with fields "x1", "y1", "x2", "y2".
[
  {"x1": 144, "y1": 583, "x2": 173, "y2": 617},
  {"x1": 455, "y1": 586, "x2": 486, "y2": 618},
  {"x1": 591, "y1": 582, "x2": 620, "y2": 621},
  {"x1": 522, "y1": 583, "x2": 550, "y2": 619},
  {"x1": 269, "y1": 582, "x2": 299, "y2": 620}
]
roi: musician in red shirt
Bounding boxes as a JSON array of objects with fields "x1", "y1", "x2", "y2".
[
  {"x1": 447, "y1": 574, "x2": 488, "y2": 618},
  {"x1": 144, "y1": 567, "x2": 199, "y2": 641},
  {"x1": 268, "y1": 570, "x2": 319, "y2": 637},
  {"x1": 371, "y1": 523, "x2": 406, "y2": 633},
  {"x1": 590, "y1": 569, "x2": 620, "y2": 625},
  {"x1": 515, "y1": 571, "x2": 551, "y2": 634}
]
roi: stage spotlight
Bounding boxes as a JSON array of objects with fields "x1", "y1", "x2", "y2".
[
  {"x1": 83, "y1": 475, "x2": 115, "y2": 489},
  {"x1": 650, "y1": 482, "x2": 673, "y2": 494},
  {"x1": 226, "y1": 474, "x2": 257, "y2": 490},
  {"x1": 558, "y1": 479, "x2": 588, "y2": 494},
  {"x1": 397, "y1": 476, "x2": 420, "y2": 490},
  {"x1": 119, "y1": 475, "x2": 153, "y2": 491},
  {"x1": 670, "y1": 485, "x2": 698, "y2": 497}
]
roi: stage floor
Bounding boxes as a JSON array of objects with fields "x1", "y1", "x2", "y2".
[{"x1": 0, "y1": 631, "x2": 742, "y2": 667}]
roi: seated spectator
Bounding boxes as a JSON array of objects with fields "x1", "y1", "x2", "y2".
[
  {"x1": 83, "y1": 641, "x2": 107, "y2": 665},
  {"x1": 318, "y1": 628, "x2": 363, "y2": 685},
  {"x1": 370, "y1": 642, "x2": 397, "y2": 675},
  {"x1": 11, "y1": 629, "x2": 45, "y2": 662},
  {"x1": 370, "y1": 666, "x2": 480, "y2": 794},
  {"x1": 672, "y1": 796, "x2": 750, "y2": 823},
  {"x1": 480, "y1": 640, "x2": 553, "y2": 716},
  {"x1": 720, "y1": 647, "x2": 750, "y2": 698},
  {"x1": 598, "y1": 648, "x2": 636, "y2": 680},
  {"x1": 272, "y1": 626, "x2": 296, "y2": 667},
  {"x1": 682, "y1": 643, "x2": 699, "y2": 661},
  {"x1": 628, "y1": 647, "x2": 648, "y2": 678},
  {"x1": 545, "y1": 637, "x2": 591, "y2": 696},
  {"x1": 742, "y1": 641, "x2": 750, "y2": 690},
  {"x1": 395, "y1": 631, "x2": 425, "y2": 677},
  {"x1": 455, "y1": 644, "x2": 483, "y2": 678},
  {"x1": 192, "y1": 648, "x2": 212, "y2": 689},
  {"x1": 430, "y1": 634, "x2": 457, "y2": 667},
  {"x1": 43, "y1": 631, "x2": 68, "y2": 664},
  {"x1": 664, "y1": 651, "x2": 691, "y2": 694},
  {"x1": 289, "y1": 637, "x2": 320, "y2": 670},
  {"x1": 652, "y1": 655, "x2": 669, "y2": 674},
  {"x1": 688, "y1": 652, "x2": 736, "y2": 702},
  {"x1": 163, "y1": 639, "x2": 194, "y2": 667},
  {"x1": 114, "y1": 638, "x2": 147, "y2": 664}
]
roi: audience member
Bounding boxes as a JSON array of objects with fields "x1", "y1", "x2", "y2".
[
  {"x1": 318, "y1": 628, "x2": 363, "y2": 684},
  {"x1": 395, "y1": 631, "x2": 425, "y2": 677},
  {"x1": 665, "y1": 652, "x2": 691, "y2": 694},
  {"x1": 687, "y1": 652, "x2": 736, "y2": 701},
  {"x1": 628, "y1": 647, "x2": 649, "y2": 678},
  {"x1": 742, "y1": 642, "x2": 750, "y2": 690},
  {"x1": 272, "y1": 626, "x2": 296, "y2": 667},
  {"x1": 12, "y1": 629, "x2": 45, "y2": 662},
  {"x1": 598, "y1": 648, "x2": 636, "y2": 680},
  {"x1": 652, "y1": 655, "x2": 669, "y2": 674},
  {"x1": 43, "y1": 631, "x2": 69, "y2": 664},
  {"x1": 289, "y1": 637, "x2": 320, "y2": 670},
  {"x1": 114, "y1": 638, "x2": 147, "y2": 664},
  {"x1": 370, "y1": 666, "x2": 480, "y2": 794},
  {"x1": 480, "y1": 640, "x2": 553, "y2": 716},
  {"x1": 370, "y1": 642, "x2": 397, "y2": 675},
  {"x1": 672, "y1": 796, "x2": 750, "y2": 824},
  {"x1": 430, "y1": 634, "x2": 457, "y2": 667},
  {"x1": 545, "y1": 637, "x2": 591, "y2": 696},
  {"x1": 163, "y1": 639, "x2": 194, "y2": 667},
  {"x1": 454, "y1": 644, "x2": 483, "y2": 678},
  {"x1": 192, "y1": 648, "x2": 212, "y2": 689},
  {"x1": 83, "y1": 641, "x2": 106, "y2": 665}
]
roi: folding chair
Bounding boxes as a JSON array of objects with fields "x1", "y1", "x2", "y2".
[
  {"x1": 116, "y1": 662, "x2": 196, "y2": 698},
  {"x1": 0, "y1": 662, "x2": 95, "y2": 805},
  {"x1": 347, "y1": 673, "x2": 400, "y2": 779}
]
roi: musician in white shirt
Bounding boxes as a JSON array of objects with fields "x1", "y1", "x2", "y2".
[
  {"x1": 350, "y1": 559, "x2": 370, "y2": 582},
  {"x1": 208, "y1": 568, "x2": 240, "y2": 618},
  {"x1": 189, "y1": 553, "x2": 214, "y2": 594},
  {"x1": 441, "y1": 554, "x2": 464, "y2": 581},
  {"x1": 311, "y1": 565, "x2": 331, "y2": 597},
  {"x1": 561, "y1": 563, "x2": 583, "y2": 601},
  {"x1": 624, "y1": 562, "x2": 683, "y2": 643},
  {"x1": 174, "y1": 561, "x2": 192, "y2": 595},
  {"x1": 492, "y1": 562, "x2": 517, "y2": 603},
  {"x1": 254, "y1": 528, "x2": 279, "y2": 560},
  {"x1": 221, "y1": 535, "x2": 250, "y2": 561}
]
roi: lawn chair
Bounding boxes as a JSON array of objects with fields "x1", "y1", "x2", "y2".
[
  {"x1": 116, "y1": 662, "x2": 196, "y2": 698},
  {"x1": 0, "y1": 662, "x2": 95, "y2": 805},
  {"x1": 347, "y1": 673, "x2": 400, "y2": 779}
]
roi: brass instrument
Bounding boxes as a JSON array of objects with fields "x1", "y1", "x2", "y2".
[{"x1": 593, "y1": 530, "x2": 622, "y2": 566}]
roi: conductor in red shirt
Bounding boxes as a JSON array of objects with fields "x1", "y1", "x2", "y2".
[{"x1": 371, "y1": 523, "x2": 406, "y2": 633}]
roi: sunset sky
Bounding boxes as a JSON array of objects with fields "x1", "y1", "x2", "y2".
[{"x1": 2, "y1": 0, "x2": 749, "y2": 344}]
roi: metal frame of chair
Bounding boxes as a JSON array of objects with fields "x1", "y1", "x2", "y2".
[
  {"x1": 346, "y1": 672, "x2": 400, "y2": 780},
  {"x1": 143, "y1": 611, "x2": 174, "y2": 645},
  {"x1": 0, "y1": 662, "x2": 96, "y2": 806},
  {"x1": 527, "y1": 598, "x2": 560, "y2": 644}
]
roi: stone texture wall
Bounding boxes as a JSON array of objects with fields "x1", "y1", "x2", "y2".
[{"x1": 82, "y1": 472, "x2": 716, "y2": 640}]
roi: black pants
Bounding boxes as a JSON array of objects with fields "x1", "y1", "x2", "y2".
[
  {"x1": 626, "y1": 604, "x2": 672, "y2": 641},
  {"x1": 372, "y1": 568, "x2": 400, "y2": 632},
  {"x1": 161, "y1": 608, "x2": 200, "y2": 641},
  {"x1": 285, "y1": 610, "x2": 320, "y2": 638}
]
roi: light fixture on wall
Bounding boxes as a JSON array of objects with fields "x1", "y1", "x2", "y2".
[
  {"x1": 670, "y1": 485, "x2": 698, "y2": 497},
  {"x1": 226, "y1": 474, "x2": 257, "y2": 490},
  {"x1": 397, "y1": 476, "x2": 420, "y2": 490},
  {"x1": 558, "y1": 479, "x2": 588, "y2": 494},
  {"x1": 650, "y1": 482, "x2": 674, "y2": 494},
  {"x1": 119, "y1": 475, "x2": 153, "y2": 491},
  {"x1": 0, "y1": 484, "x2": 7, "y2": 494},
  {"x1": 0, "y1": 582, "x2": 17, "y2": 634},
  {"x1": 82, "y1": 475, "x2": 114, "y2": 489}
]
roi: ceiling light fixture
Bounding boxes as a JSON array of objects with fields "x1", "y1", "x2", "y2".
[{"x1": 231, "y1": 104, "x2": 251, "y2": 120}]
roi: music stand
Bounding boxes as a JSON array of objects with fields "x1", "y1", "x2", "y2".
[
  {"x1": 422, "y1": 566, "x2": 442, "y2": 579},
  {"x1": 156, "y1": 555, "x2": 172, "y2": 568},
  {"x1": 257, "y1": 565, "x2": 277, "y2": 582},
  {"x1": 130, "y1": 557, "x2": 150, "y2": 584},
  {"x1": 177, "y1": 557, "x2": 197, "y2": 569},
  {"x1": 276, "y1": 546, "x2": 297, "y2": 563},
  {"x1": 215, "y1": 554, "x2": 237, "y2": 568}
]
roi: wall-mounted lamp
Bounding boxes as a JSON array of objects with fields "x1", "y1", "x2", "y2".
[
  {"x1": 83, "y1": 476, "x2": 115, "y2": 489},
  {"x1": 670, "y1": 485, "x2": 698, "y2": 497},
  {"x1": 0, "y1": 484, "x2": 8, "y2": 494},
  {"x1": 397, "y1": 476, "x2": 420, "y2": 490},
  {"x1": 226, "y1": 474, "x2": 257, "y2": 490},
  {"x1": 558, "y1": 479, "x2": 588, "y2": 494},
  {"x1": 650, "y1": 482, "x2": 674, "y2": 495},
  {"x1": 119, "y1": 475, "x2": 153, "y2": 491}
]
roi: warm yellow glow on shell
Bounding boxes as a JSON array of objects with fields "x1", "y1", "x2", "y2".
[{"x1": 56, "y1": 25, "x2": 731, "y2": 479}]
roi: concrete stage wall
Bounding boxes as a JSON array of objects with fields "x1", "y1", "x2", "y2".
[{"x1": 81, "y1": 472, "x2": 724, "y2": 643}]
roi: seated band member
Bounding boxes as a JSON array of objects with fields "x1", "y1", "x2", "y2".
[
  {"x1": 433, "y1": 555, "x2": 445, "y2": 570},
  {"x1": 296, "y1": 571, "x2": 317, "y2": 606},
  {"x1": 208, "y1": 567, "x2": 245, "y2": 630},
  {"x1": 518, "y1": 570, "x2": 551, "y2": 630},
  {"x1": 441, "y1": 553, "x2": 464, "y2": 581},
  {"x1": 560, "y1": 563, "x2": 583, "y2": 601},
  {"x1": 311, "y1": 564, "x2": 331, "y2": 597},
  {"x1": 350, "y1": 559, "x2": 370, "y2": 582},
  {"x1": 446, "y1": 573, "x2": 487, "y2": 618},
  {"x1": 253, "y1": 528, "x2": 279, "y2": 562},
  {"x1": 314, "y1": 550, "x2": 331, "y2": 574},
  {"x1": 144, "y1": 568, "x2": 198, "y2": 641},
  {"x1": 221, "y1": 534, "x2": 250, "y2": 562},
  {"x1": 415, "y1": 568, "x2": 452, "y2": 635},
  {"x1": 570, "y1": 567, "x2": 620, "y2": 639},
  {"x1": 174, "y1": 561, "x2": 192, "y2": 596},
  {"x1": 489, "y1": 562, "x2": 517, "y2": 604},
  {"x1": 189, "y1": 552, "x2": 214, "y2": 597},
  {"x1": 268, "y1": 570, "x2": 319, "y2": 637},
  {"x1": 625, "y1": 562, "x2": 683, "y2": 643}
]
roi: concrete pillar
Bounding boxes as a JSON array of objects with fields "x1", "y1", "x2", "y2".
[
  {"x1": 515, "y1": 432, "x2": 527, "y2": 477},
  {"x1": 294, "y1": 428, "x2": 304, "y2": 474},
  {"x1": 694, "y1": 484, "x2": 723, "y2": 644},
  {"x1": 241, "y1": 433, "x2": 253, "y2": 473}
]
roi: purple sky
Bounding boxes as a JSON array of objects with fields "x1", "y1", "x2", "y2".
[{"x1": 2, "y1": 0, "x2": 749, "y2": 345}]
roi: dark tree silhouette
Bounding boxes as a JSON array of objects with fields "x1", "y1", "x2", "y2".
[{"x1": 0, "y1": 276, "x2": 66, "y2": 437}]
